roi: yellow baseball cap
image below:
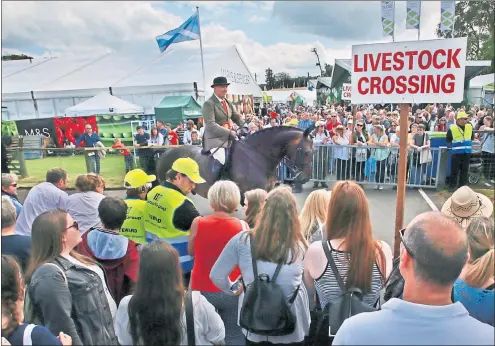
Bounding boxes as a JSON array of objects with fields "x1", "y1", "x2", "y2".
[
  {"x1": 284, "y1": 119, "x2": 299, "y2": 126},
  {"x1": 172, "y1": 158, "x2": 205, "y2": 184},
  {"x1": 124, "y1": 169, "x2": 156, "y2": 189},
  {"x1": 456, "y1": 111, "x2": 468, "y2": 120}
]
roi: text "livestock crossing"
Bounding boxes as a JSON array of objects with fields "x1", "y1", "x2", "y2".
[
  {"x1": 354, "y1": 48, "x2": 461, "y2": 95},
  {"x1": 350, "y1": 37, "x2": 467, "y2": 104}
]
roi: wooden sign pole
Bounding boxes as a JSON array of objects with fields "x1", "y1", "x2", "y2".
[{"x1": 393, "y1": 103, "x2": 410, "y2": 258}]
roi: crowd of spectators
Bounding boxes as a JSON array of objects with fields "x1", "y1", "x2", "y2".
[{"x1": 1, "y1": 160, "x2": 494, "y2": 345}]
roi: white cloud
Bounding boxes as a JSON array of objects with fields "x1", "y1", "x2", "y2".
[
  {"x1": 1, "y1": 1, "x2": 184, "y2": 56},
  {"x1": 4, "y1": 1, "x2": 415, "y2": 85},
  {"x1": 248, "y1": 15, "x2": 268, "y2": 23}
]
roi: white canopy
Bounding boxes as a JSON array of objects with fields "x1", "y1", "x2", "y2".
[
  {"x1": 2, "y1": 44, "x2": 262, "y2": 120},
  {"x1": 64, "y1": 91, "x2": 144, "y2": 117},
  {"x1": 469, "y1": 73, "x2": 494, "y2": 89}
]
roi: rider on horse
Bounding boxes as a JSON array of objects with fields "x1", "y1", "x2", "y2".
[{"x1": 202, "y1": 76, "x2": 243, "y2": 176}]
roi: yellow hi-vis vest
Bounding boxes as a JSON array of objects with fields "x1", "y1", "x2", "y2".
[
  {"x1": 450, "y1": 124, "x2": 473, "y2": 154},
  {"x1": 144, "y1": 185, "x2": 193, "y2": 240},
  {"x1": 120, "y1": 198, "x2": 147, "y2": 244}
]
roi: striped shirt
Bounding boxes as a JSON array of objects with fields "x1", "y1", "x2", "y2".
[
  {"x1": 314, "y1": 241, "x2": 383, "y2": 308},
  {"x1": 298, "y1": 119, "x2": 314, "y2": 131}
]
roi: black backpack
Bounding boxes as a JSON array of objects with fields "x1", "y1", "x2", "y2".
[
  {"x1": 239, "y1": 235, "x2": 300, "y2": 336},
  {"x1": 309, "y1": 241, "x2": 376, "y2": 344}
]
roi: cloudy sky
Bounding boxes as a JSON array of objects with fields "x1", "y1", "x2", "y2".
[{"x1": 2, "y1": 1, "x2": 444, "y2": 82}]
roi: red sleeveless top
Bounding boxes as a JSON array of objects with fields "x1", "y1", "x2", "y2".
[{"x1": 190, "y1": 216, "x2": 244, "y2": 292}]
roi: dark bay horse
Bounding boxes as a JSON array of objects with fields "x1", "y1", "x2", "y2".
[{"x1": 156, "y1": 126, "x2": 313, "y2": 200}]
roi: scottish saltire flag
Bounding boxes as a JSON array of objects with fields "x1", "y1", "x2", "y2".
[{"x1": 155, "y1": 13, "x2": 200, "y2": 53}]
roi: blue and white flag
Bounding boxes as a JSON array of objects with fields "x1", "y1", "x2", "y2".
[{"x1": 155, "y1": 13, "x2": 200, "y2": 53}]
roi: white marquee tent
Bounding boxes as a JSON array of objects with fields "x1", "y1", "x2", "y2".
[
  {"x1": 266, "y1": 89, "x2": 316, "y2": 105},
  {"x1": 64, "y1": 91, "x2": 144, "y2": 117},
  {"x1": 468, "y1": 73, "x2": 494, "y2": 106},
  {"x1": 2, "y1": 43, "x2": 262, "y2": 120}
]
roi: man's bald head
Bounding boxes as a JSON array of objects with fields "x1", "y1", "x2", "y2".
[{"x1": 404, "y1": 211, "x2": 468, "y2": 286}]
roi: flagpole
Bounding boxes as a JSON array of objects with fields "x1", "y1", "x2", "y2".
[
  {"x1": 196, "y1": 6, "x2": 207, "y2": 100},
  {"x1": 417, "y1": 1, "x2": 421, "y2": 40},
  {"x1": 392, "y1": 1, "x2": 395, "y2": 42}
]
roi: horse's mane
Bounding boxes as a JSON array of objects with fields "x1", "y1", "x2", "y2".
[{"x1": 243, "y1": 126, "x2": 304, "y2": 146}]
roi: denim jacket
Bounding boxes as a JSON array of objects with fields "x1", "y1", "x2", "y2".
[{"x1": 28, "y1": 256, "x2": 118, "y2": 346}]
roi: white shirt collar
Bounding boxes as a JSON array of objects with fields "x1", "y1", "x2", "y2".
[{"x1": 215, "y1": 94, "x2": 224, "y2": 103}]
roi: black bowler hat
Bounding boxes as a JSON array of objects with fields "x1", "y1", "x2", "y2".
[{"x1": 211, "y1": 76, "x2": 230, "y2": 88}]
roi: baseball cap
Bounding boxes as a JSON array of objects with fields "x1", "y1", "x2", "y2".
[
  {"x1": 456, "y1": 111, "x2": 469, "y2": 120},
  {"x1": 284, "y1": 119, "x2": 299, "y2": 126},
  {"x1": 124, "y1": 169, "x2": 156, "y2": 189},
  {"x1": 172, "y1": 158, "x2": 205, "y2": 184}
]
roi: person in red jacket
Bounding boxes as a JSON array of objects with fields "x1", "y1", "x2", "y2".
[
  {"x1": 112, "y1": 138, "x2": 134, "y2": 173},
  {"x1": 325, "y1": 110, "x2": 342, "y2": 138},
  {"x1": 165, "y1": 123, "x2": 179, "y2": 145},
  {"x1": 78, "y1": 196, "x2": 139, "y2": 305}
]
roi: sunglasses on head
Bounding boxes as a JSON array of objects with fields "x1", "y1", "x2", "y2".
[
  {"x1": 66, "y1": 221, "x2": 79, "y2": 231},
  {"x1": 399, "y1": 228, "x2": 415, "y2": 259}
]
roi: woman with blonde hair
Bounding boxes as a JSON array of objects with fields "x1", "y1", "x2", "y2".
[
  {"x1": 211, "y1": 187, "x2": 310, "y2": 344},
  {"x1": 453, "y1": 216, "x2": 494, "y2": 326},
  {"x1": 243, "y1": 189, "x2": 268, "y2": 228},
  {"x1": 65, "y1": 173, "x2": 106, "y2": 234},
  {"x1": 304, "y1": 181, "x2": 393, "y2": 311},
  {"x1": 299, "y1": 190, "x2": 331, "y2": 243},
  {"x1": 188, "y1": 181, "x2": 248, "y2": 345}
]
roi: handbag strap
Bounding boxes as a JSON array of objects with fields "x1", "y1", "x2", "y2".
[
  {"x1": 249, "y1": 234, "x2": 297, "y2": 300},
  {"x1": 186, "y1": 290, "x2": 195, "y2": 346},
  {"x1": 322, "y1": 241, "x2": 346, "y2": 293}
]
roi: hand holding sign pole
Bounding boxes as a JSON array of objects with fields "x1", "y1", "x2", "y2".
[{"x1": 351, "y1": 37, "x2": 467, "y2": 257}]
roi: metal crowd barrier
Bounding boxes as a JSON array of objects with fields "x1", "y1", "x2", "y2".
[{"x1": 277, "y1": 143, "x2": 444, "y2": 189}]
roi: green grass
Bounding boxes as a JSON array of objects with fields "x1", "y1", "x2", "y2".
[{"x1": 19, "y1": 154, "x2": 130, "y2": 188}]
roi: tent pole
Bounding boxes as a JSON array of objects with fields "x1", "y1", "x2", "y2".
[{"x1": 197, "y1": 7, "x2": 207, "y2": 100}]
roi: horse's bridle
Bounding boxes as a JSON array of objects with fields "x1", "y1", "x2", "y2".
[{"x1": 283, "y1": 135, "x2": 312, "y2": 179}]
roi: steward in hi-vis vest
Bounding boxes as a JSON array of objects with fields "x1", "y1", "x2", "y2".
[
  {"x1": 120, "y1": 169, "x2": 156, "y2": 244},
  {"x1": 143, "y1": 158, "x2": 205, "y2": 274},
  {"x1": 446, "y1": 112, "x2": 474, "y2": 192}
]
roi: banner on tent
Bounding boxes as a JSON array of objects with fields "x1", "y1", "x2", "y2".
[
  {"x1": 53, "y1": 116, "x2": 97, "y2": 147},
  {"x1": 16, "y1": 118, "x2": 57, "y2": 140},
  {"x1": 440, "y1": 0, "x2": 455, "y2": 33},
  {"x1": 184, "y1": 109, "x2": 202, "y2": 116},
  {"x1": 351, "y1": 37, "x2": 467, "y2": 104},
  {"x1": 406, "y1": 1, "x2": 421, "y2": 30},
  {"x1": 342, "y1": 84, "x2": 352, "y2": 101},
  {"x1": 381, "y1": 1, "x2": 395, "y2": 37},
  {"x1": 220, "y1": 68, "x2": 251, "y2": 85}
]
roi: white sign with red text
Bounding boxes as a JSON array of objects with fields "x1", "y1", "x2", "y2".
[
  {"x1": 342, "y1": 83, "x2": 352, "y2": 101},
  {"x1": 351, "y1": 37, "x2": 467, "y2": 104}
]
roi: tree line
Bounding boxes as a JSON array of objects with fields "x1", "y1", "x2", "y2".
[{"x1": 262, "y1": 63, "x2": 333, "y2": 91}]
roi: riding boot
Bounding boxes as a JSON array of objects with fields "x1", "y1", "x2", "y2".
[{"x1": 213, "y1": 160, "x2": 224, "y2": 179}]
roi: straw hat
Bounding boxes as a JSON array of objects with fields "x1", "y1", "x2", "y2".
[{"x1": 441, "y1": 186, "x2": 493, "y2": 228}]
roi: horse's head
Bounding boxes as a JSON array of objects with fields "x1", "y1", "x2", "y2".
[
  {"x1": 286, "y1": 127, "x2": 313, "y2": 183},
  {"x1": 242, "y1": 126, "x2": 313, "y2": 182}
]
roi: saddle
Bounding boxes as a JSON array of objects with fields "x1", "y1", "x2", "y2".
[{"x1": 201, "y1": 140, "x2": 233, "y2": 181}]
